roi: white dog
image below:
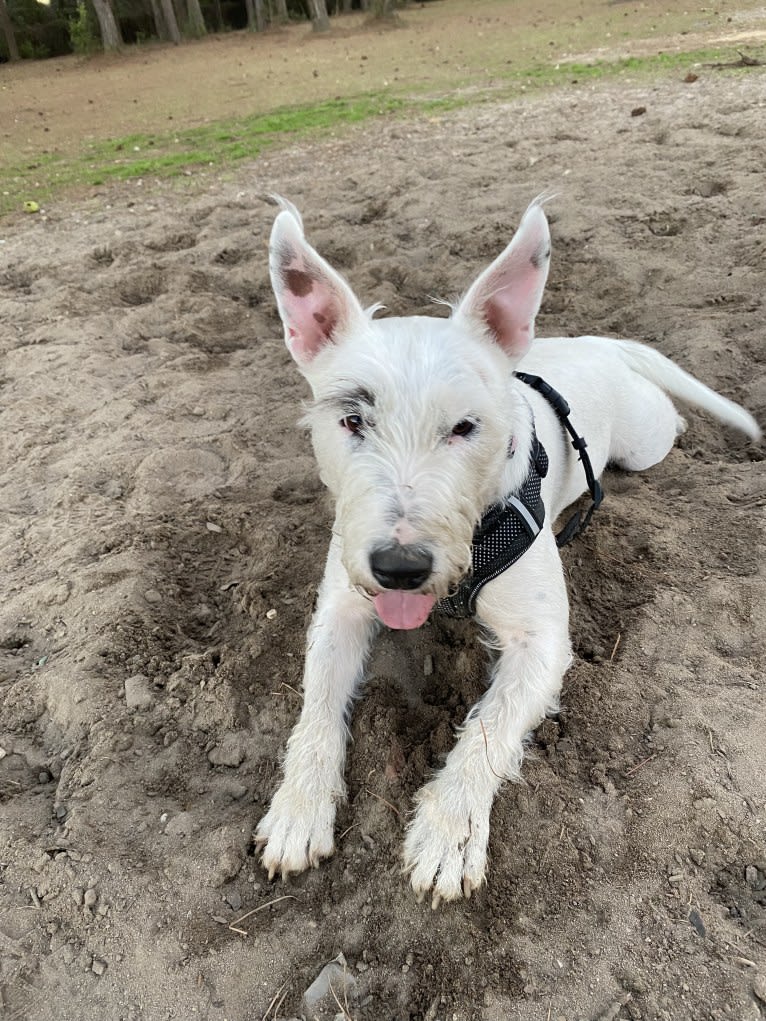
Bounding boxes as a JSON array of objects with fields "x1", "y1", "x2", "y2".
[{"x1": 255, "y1": 199, "x2": 760, "y2": 907}]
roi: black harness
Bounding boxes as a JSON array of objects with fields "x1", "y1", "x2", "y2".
[{"x1": 437, "y1": 373, "x2": 604, "y2": 619}]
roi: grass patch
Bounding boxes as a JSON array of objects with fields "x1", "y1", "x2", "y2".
[
  {"x1": 1, "y1": 47, "x2": 761, "y2": 218},
  {"x1": 1, "y1": 95, "x2": 410, "y2": 216}
]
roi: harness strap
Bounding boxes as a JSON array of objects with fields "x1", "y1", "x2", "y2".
[
  {"x1": 437, "y1": 373, "x2": 604, "y2": 620},
  {"x1": 437, "y1": 433, "x2": 548, "y2": 619},
  {"x1": 515, "y1": 371, "x2": 604, "y2": 548}
]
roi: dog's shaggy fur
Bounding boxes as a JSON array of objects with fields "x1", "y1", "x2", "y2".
[{"x1": 255, "y1": 200, "x2": 760, "y2": 906}]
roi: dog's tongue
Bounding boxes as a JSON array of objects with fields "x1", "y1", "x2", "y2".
[{"x1": 373, "y1": 591, "x2": 436, "y2": 630}]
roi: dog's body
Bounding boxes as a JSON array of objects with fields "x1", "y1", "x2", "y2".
[{"x1": 255, "y1": 200, "x2": 761, "y2": 907}]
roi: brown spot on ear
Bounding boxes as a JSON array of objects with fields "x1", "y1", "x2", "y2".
[
  {"x1": 530, "y1": 244, "x2": 551, "y2": 270},
  {"x1": 313, "y1": 312, "x2": 327, "y2": 325},
  {"x1": 285, "y1": 268, "x2": 313, "y2": 297}
]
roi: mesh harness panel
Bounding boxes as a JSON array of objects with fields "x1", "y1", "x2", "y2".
[
  {"x1": 437, "y1": 435, "x2": 548, "y2": 619},
  {"x1": 437, "y1": 373, "x2": 603, "y2": 620}
]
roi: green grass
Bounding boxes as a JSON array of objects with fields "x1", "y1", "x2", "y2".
[
  {"x1": 1, "y1": 95, "x2": 410, "y2": 216},
  {"x1": 1, "y1": 48, "x2": 761, "y2": 218}
]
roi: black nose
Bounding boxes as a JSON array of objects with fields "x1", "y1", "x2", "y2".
[{"x1": 369, "y1": 544, "x2": 434, "y2": 590}]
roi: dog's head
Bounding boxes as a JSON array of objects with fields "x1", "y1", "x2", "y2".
[{"x1": 269, "y1": 199, "x2": 551, "y2": 629}]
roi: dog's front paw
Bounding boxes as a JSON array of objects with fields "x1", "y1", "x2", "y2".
[
  {"x1": 255, "y1": 784, "x2": 336, "y2": 880},
  {"x1": 403, "y1": 782, "x2": 491, "y2": 908}
]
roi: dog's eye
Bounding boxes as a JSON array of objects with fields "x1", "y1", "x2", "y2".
[
  {"x1": 451, "y1": 419, "x2": 476, "y2": 438},
  {"x1": 341, "y1": 414, "x2": 364, "y2": 435}
]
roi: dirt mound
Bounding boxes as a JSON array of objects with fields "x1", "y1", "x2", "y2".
[{"x1": 1, "y1": 72, "x2": 764, "y2": 1020}]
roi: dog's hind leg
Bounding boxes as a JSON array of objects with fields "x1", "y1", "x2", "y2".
[
  {"x1": 609, "y1": 374, "x2": 686, "y2": 472},
  {"x1": 403, "y1": 533, "x2": 571, "y2": 906},
  {"x1": 256, "y1": 536, "x2": 377, "y2": 879}
]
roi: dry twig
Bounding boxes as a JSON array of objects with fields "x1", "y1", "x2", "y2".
[
  {"x1": 609, "y1": 632, "x2": 621, "y2": 662},
  {"x1": 624, "y1": 753, "x2": 657, "y2": 777},
  {"x1": 705, "y1": 51, "x2": 764, "y2": 69},
  {"x1": 261, "y1": 980, "x2": 288, "y2": 1021},
  {"x1": 228, "y1": 895, "x2": 298, "y2": 935},
  {"x1": 365, "y1": 788, "x2": 402, "y2": 818}
]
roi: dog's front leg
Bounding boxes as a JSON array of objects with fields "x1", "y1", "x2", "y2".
[
  {"x1": 256, "y1": 536, "x2": 377, "y2": 879},
  {"x1": 404, "y1": 535, "x2": 572, "y2": 907}
]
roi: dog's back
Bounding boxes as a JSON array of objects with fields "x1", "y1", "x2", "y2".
[{"x1": 517, "y1": 336, "x2": 760, "y2": 522}]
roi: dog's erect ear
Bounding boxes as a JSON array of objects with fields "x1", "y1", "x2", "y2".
[
  {"x1": 269, "y1": 200, "x2": 367, "y2": 367},
  {"x1": 453, "y1": 201, "x2": 551, "y2": 360}
]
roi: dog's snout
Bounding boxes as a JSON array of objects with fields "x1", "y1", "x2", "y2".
[{"x1": 369, "y1": 544, "x2": 433, "y2": 591}]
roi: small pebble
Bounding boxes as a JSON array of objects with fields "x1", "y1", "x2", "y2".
[
  {"x1": 143, "y1": 589, "x2": 161, "y2": 604},
  {"x1": 688, "y1": 908, "x2": 706, "y2": 937},
  {"x1": 693, "y1": 797, "x2": 716, "y2": 812},
  {"x1": 103, "y1": 480, "x2": 123, "y2": 499},
  {"x1": 266, "y1": 608, "x2": 277, "y2": 620},
  {"x1": 423, "y1": 654, "x2": 433, "y2": 676},
  {"x1": 124, "y1": 674, "x2": 153, "y2": 710},
  {"x1": 83, "y1": 889, "x2": 98, "y2": 909},
  {"x1": 91, "y1": 958, "x2": 107, "y2": 976},
  {"x1": 753, "y1": 973, "x2": 766, "y2": 1004},
  {"x1": 207, "y1": 735, "x2": 245, "y2": 768},
  {"x1": 745, "y1": 865, "x2": 760, "y2": 888}
]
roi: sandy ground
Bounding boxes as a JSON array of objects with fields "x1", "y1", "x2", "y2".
[{"x1": 1, "y1": 70, "x2": 765, "y2": 1021}]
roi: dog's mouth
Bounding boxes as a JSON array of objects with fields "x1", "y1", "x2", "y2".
[{"x1": 371, "y1": 590, "x2": 437, "y2": 630}]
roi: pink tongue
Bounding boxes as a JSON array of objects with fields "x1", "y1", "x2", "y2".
[{"x1": 373, "y1": 591, "x2": 437, "y2": 630}]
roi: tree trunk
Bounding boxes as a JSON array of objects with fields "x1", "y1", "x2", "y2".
[
  {"x1": 0, "y1": 0, "x2": 20, "y2": 61},
  {"x1": 160, "y1": 0, "x2": 182, "y2": 43},
  {"x1": 246, "y1": 0, "x2": 266, "y2": 30},
  {"x1": 186, "y1": 0, "x2": 206, "y2": 36},
  {"x1": 272, "y1": 0, "x2": 288, "y2": 23},
  {"x1": 309, "y1": 0, "x2": 330, "y2": 31},
  {"x1": 340, "y1": 0, "x2": 352, "y2": 13},
  {"x1": 149, "y1": 0, "x2": 170, "y2": 41},
  {"x1": 90, "y1": 0, "x2": 123, "y2": 51}
]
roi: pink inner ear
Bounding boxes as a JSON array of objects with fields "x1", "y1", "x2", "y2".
[
  {"x1": 480, "y1": 262, "x2": 541, "y2": 357},
  {"x1": 484, "y1": 273, "x2": 535, "y2": 353},
  {"x1": 280, "y1": 264, "x2": 341, "y2": 362},
  {"x1": 457, "y1": 203, "x2": 551, "y2": 360}
]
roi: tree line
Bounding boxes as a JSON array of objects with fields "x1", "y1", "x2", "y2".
[{"x1": 0, "y1": 0, "x2": 407, "y2": 62}]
